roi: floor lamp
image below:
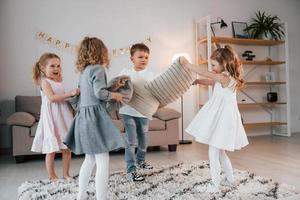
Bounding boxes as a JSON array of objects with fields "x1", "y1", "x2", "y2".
[
  {"x1": 172, "y1": 53, "x2": 192, "y2": 145},
  {"x1": 179, "y1": 95, "x2": 192, "y2": 144}
]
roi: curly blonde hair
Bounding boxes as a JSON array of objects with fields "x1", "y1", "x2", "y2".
[
  {"x1": 76, "y1": 37, "x2": 109, "y2": 72},
  {"x1": 211, "y1": 45, "x2": 245, "y2": 90},
  {"x1": 32, "y1": 53, "x2": 60, "y2": 85}
]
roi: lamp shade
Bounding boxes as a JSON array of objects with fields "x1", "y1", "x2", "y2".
[{"x1": 220, "y1": 19, "x2": 228, "y2": 28}]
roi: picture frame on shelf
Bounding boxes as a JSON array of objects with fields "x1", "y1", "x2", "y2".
[
  {"x1": 232, "y1": 21, "x2": 249, "y2": 38},
  {"x1": 264, "y1": 71, "x2": 276, "y2": 82}
]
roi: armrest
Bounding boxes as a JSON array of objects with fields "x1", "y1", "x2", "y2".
[
  {"x1": 153, "y1": 107, "x2": 181, "y2": 121},
  {"x1": 6, "y1": 112, "x2": 36, "y2": 127}
]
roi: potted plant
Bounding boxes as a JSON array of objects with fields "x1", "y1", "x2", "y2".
[{"x1": 244, "y1": 11, "x2": 285, "y2": 40}]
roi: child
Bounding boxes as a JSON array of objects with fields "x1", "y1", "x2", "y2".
[
  {"x1": 181, "y1": 45, "x2": 249, "y2": 191},
  {"x1": 64, "y1": 37, "x2": 125, "y2": 200},
  {"x1": 31, "y1": 53, "x2": 80, "y2": 181},
  {"x1": 119, "y1": 43, "x2": 155, "y2": 181}
]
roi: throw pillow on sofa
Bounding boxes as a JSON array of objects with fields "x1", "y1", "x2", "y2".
[{"x1": 7, "y1": 112, "x2": 36, "y2": 127}]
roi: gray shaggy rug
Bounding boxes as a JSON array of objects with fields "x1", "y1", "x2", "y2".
[{"x1": 18, "y1": 161, "x2": 300, "y2": 200}]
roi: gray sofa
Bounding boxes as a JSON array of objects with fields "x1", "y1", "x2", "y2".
[{"x1": 7, "y1": 96, "x2": 181, "y2": 163}]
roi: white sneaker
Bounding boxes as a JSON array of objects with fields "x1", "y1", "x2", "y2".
[
  {"x1": 220, "y1": 178, "x2": 236, "y2": 188},
  {"x1": 206, "y1": 183, "x2": 220, "y2": 193}
]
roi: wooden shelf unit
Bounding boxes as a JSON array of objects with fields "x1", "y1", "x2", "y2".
[
  {"x1": 238, "y1": 102, "x2": 286, "y2": 108},
  {"x1": 199, "y1": 102, "x2": 286, "y2": 108},
  {"x1": 199, "y1": 60, "x2": 285, "y2": 65},
  {"x1": 195, "y1": 16, "x2": 291, "y2": 136},
  {"x1": 243, "y1": 60, "x2": 285, "y2": 65},
  {"x1": 245, "y1": 81, "x2": 286, "y2": 85},
  {"x1": 199, "y1": 36, "x2": 285, "y2": 46},
  {"x1": 243, "y1": 122, "x2": 287, "y2": 129}
]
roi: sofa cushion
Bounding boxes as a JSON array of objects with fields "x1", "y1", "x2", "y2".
[
  {"x1": 30, "y1": 122, "x2": 38, "y2": 137},
  {"x1": 149, "y1": 118, "x2": 166, "y2": 131},
  {"x1": 127, "y1": 77, "x2": 160, "y2": 119},
  {"x1": 153, "y1": 107, "x2": 181, "y2": 121},
  {"x1": 145, "y1": 58, "x2": 194, "y2": 107},
  {"x1": 7, "y1": 112, "x2": 36, "y2": 127},
  {"x1": 15, "y1": 96, "x2": 41, "y2": 120}
]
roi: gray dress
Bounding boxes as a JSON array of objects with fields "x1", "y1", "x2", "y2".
[{"x1": 64, "y1": 64, "x2": 124, "y2": 155}]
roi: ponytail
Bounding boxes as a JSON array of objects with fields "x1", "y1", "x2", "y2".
[
  {"x1": 32, "y1": 62, "x2": 42, "y2": 85},
  {"x1": 211, "y1": 45, "x2": 245, "y2": 90}
]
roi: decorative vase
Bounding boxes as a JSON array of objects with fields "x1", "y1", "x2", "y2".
[{"x1": 267, "y1": 92, "x2": 278, "y2": 102}]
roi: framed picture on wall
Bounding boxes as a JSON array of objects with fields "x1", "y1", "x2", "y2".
[{"x1": 232, "y1": 22, "x2": 249, "y2": 38}]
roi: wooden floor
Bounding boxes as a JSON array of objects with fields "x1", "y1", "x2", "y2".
[{"x1": 0, "y1": 134, "x2": 299, "y2": 199}]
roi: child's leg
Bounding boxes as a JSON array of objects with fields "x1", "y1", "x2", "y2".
[
  {"x1": 95, "y1": 153, "x2": 109, "y2": 200},
  {"x1": 45, "y1": 152, "x2": 58, "y2": 180},
  {"x1": 121, "y1": 114, "x2": 137, "y2": 173},
  {"x1": 208, "y1": 145, "x2": 221, "y2": 187},
  {"x1": 62, "y1": 149, "x2": 72, "y2": 179},
  {"x1": 135, "y1": 117, "x2": 150, "y2": 165},
  {"x1": 219, "y1": 150, "x2": 235, "y2": 183},
  {"x1": 77, "y1": 154, "x2": 95, "y2": 200}
]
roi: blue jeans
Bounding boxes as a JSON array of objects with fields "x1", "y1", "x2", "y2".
[{"x1": 121, "y1": 114, "x2": 149, "y2": 173}]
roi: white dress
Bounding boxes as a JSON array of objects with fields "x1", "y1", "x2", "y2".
[
  {"x1": 31, "y1": 79, "x2": 73, "y2": 154},
  {"x1": 185, "y1": 78, "x2": 249, "y2": 151}
]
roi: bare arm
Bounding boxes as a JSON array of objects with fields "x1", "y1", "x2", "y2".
[
  {"x1": 193, "y1": 78, "x2": 215, "y2": 86},
  {"x1": 180, "y1": 56, "x2": 230, "y2": 87},
  {"x1": 41, "y1": 79, "x2": 79, "y2": 103},
  {"x1": 199, "y1": 71, "x2": 229, "y2": 86},
  {"x1": 184, "y1": 64, "x2": 230, "y2": 87}
]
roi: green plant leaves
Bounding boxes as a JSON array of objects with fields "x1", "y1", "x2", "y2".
[{"x1": 244, "y1": 11, "x2": 285, "y2": 40}]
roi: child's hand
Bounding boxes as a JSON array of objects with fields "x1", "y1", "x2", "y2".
[
  {"x1": 116, "y1": 76, "x2": 130, "y2": 88},
  {"x1": 111, "y1": 92, "x2": 123, "y2": 102},
  {"x1": 71, "y1": 88, "x2": 80, "y2": 96},
  {"x1": 192, "y1": 79, "x2": 200, "y2": 85},
  {"x1": 111, "y1": 76, "x2": 130, "y2": 92}
]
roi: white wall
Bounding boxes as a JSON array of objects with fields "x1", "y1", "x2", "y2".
[{"x1": 1, "y1": 0, "x2": 300, "y2": 147}]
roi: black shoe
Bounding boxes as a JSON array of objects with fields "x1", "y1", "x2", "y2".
[
  {"x1": 137, "y1": 162, "x2": 153, "y2": 170},
  {"x1": 127, "y1": 171, "x2": 145, "y2": 182}
]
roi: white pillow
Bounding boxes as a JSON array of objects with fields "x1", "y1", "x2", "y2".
[
  {"x1": 127, "y1": 77, "x2": 160, "y2": 119},
  {"x1": 145, "y1": 58, "x2": 194, "y2": 107}
]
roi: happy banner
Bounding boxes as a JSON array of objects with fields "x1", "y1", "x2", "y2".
[{"x1": 35, "y1": 31, "x2": 151, "y2": 57}]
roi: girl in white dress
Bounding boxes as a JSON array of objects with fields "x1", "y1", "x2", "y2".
[
  {"x1": 31, "y1": 53, "x2": 80, "y2": 181},
  {"x1": 180, "y1": 45, "x2": 249, "y2": 190}
]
